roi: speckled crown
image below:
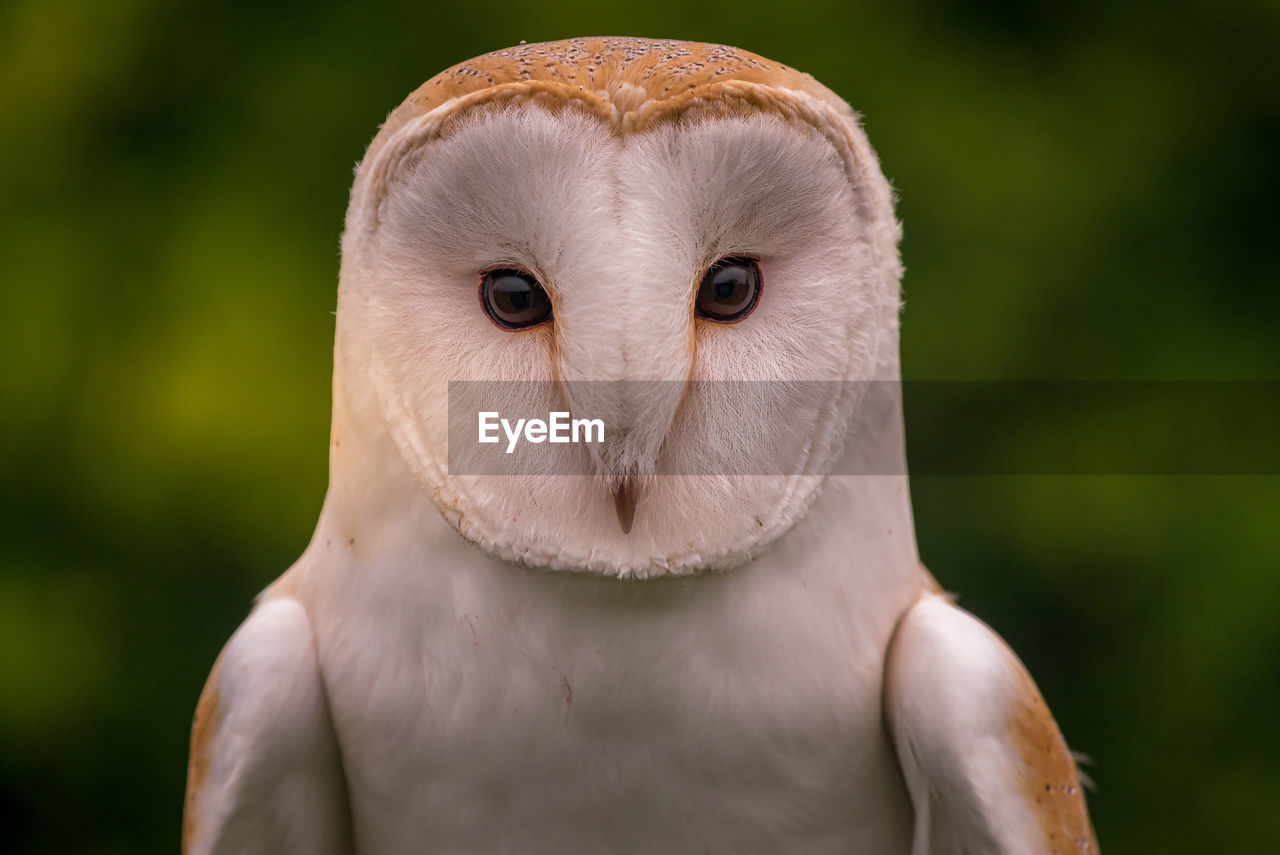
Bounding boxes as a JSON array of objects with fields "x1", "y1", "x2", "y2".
[{"x1": 380, "y1": 37, "x2": 847, "y2": 134}]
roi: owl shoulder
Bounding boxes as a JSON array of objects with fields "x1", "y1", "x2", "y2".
[
  {"x1": 884, "y1": 591, "x2": 1099, "y2": 854},
  {"x1": 184, "y1": 596, "x2": 353, "y2": 855}
]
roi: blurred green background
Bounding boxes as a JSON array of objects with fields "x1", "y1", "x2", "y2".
[{"x1": 2, "y1": 0, "x2": 1277, "y2": 852}]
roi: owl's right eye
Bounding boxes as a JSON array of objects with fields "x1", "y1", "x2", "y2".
[{"x1": 480, "y1": 269, "x2": 552, "y2": 330}]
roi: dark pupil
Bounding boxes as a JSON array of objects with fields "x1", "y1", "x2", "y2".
[
  {"x1": 503, "y1": 284, "x2": 532, "y2": 311},
  {"x1": 485, "y1": 271, "x2": 550, "y2": 328},
  {"x1": 713, "y1": 275, "x2": 742, "y2": 302}
]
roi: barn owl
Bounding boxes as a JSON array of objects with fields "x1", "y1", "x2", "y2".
[{"x1": 184, "y1": 37, "x2": 1099, "y2": 854}]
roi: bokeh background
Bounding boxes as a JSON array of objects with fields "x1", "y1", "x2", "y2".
[{"x1": 2, "y1": 1, "x2": 1277, "y2": 852}]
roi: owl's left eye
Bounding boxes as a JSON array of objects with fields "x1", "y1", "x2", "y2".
[
  {"x1": 480, "y1": 269, "x2": 552, "y2": 330},
  {"x1": 696, "y1": 257, "x2": 761, "y2": 323}
]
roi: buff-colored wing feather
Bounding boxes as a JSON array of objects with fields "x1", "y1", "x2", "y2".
[
  {"x1": 886, "y1": 592, "x2": 1099, "y2": 855},
  {"x1": 184, "y1": 598, "x2": 353, "y2": 855}
]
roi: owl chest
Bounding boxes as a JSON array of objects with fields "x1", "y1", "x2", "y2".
[{"x1": 324, "y1": 568, "x2": 914, "y2": 853}]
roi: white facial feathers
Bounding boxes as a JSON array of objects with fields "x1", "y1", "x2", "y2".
[{"x1": 339, "y1": 94, "x2": 902, "y2": 577}]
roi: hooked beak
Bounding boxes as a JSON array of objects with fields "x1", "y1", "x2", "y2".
[{"x1": 612, "y1": 477, "x2": 638, "y2": 534}]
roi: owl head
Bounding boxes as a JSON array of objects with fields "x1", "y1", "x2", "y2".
[{"x1": 331, "y1": 38, "x2": 904, "y2": 578}]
